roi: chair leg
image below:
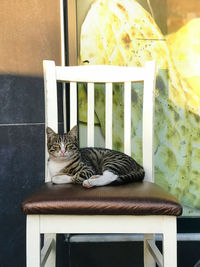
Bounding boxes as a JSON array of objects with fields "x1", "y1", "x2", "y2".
[
  {"x1": 163, "y1": 217, "x2": 177, "y2": 267},
  {"x1": 27, "y1": 215, "x2": 40, "y2": 267},
  {"x1": 144, "y1": 234, "x2": 156, "y2": 267},
  {"x1": 43, "y1": 234, "x2": 56, "y2": 267}
]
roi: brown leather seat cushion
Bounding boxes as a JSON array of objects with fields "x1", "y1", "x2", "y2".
[{"x1": 22, "y1": 182, "x2": 182, "y2": 216}]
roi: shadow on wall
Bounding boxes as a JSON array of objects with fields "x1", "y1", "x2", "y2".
[
  {"x1": 0, "y1": 74, "x2": 44, "y2": 266},
  {"x1": 0, "y1": 74, "x2": 65, "y2": 267},
  {"x1": 0, "y1": 75, "x2": 67, "y2": 267}
]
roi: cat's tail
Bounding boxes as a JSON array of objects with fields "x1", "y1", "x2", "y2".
[{"x1": 111, "y1": 167, "x2": 145, "y2": 185}]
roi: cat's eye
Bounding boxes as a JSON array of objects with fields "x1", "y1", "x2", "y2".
[
  {"x1": 51, "y1": 144, "x2": 60, "y2": 150},
  {"x1": 54, "y1": 144, "x2": 59, "y2": 147},
  {"x1": 66, "y1": 144, "x2": 75, "y2": 150}
]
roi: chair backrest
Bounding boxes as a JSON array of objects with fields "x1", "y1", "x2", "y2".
[{"x1": 43, "y1": 61, "x2": 156, "y2": 183}]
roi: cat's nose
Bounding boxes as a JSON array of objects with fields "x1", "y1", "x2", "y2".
[{"x1": 61, "y1": 151, "x2": 65, "y2": 156}]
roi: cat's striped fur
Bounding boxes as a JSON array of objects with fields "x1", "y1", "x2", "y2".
[{"x1": 47, "y1": 126, "x2": 144, "y2": 188}]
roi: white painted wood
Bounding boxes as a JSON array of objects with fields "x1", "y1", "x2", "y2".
[
  {"x1": 70, "y1": 82, "x2": 77, "y2": 129},
  {"x1": 43, "y1": 60, "x2": 58, "y2": 132},
  {"x1": 41, "y1": 238, "x2": 55, "y2": 267},
  {"x1": 124, "y1": 82, "x2": 132, "y2": 156},
  {"x1": 27, "y1": 215, "x2": 40, "y2": 267},
  {"x1": 163, "y1": 217, "x2": 177, "y2": 267},
  {"x1": 43, "y1": 234, "x2": 56, "y2": 267},
  {"x1": 147, "y1": 239, "x2": 163, "y2": 267},
  {"x1": 62, "y1": 83, "x2": 67, "y2": 133},
  {"x1": 144, "y1": 234, "x2": 156, "y2": 267},
  {"x1": 32, "y1": 60, "x2": 179, "y2": 267},
  {"x1": 26, "y1": 215, "x2": 177, "y2": 266},
  {"x1": 40, "y1": 215, "x2": 168, "y2": 234},
  {"x1": 43, "y1": 60, "x2": 58, "y2": 182},
  {"x1": 56, "y1": 65, "x2": 146, "y2": 83},
  {"x1": 143, "y1": 61, "x2": 156, "y2": 182},
  {"x1": 105, "y1": 82, "x2": 113, "y2": 149},
  {"x1": 87, "y1": 83, "x2": 94, "y2": 146}
]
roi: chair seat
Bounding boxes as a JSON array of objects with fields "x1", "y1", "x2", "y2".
[{"x1": 22, "y1": 182, "x2": 182, "y2": 216}]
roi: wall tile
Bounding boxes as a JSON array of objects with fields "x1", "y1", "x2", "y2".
[
  {"x1": 0, "y1": 75, "x2": 44, "y2": 124},
  {"x1": 0, "y1": 124, "x2": 45, "y2": 266},
  {"x1": 0, "y1": 76, "x2": 65, "y2": 126}
]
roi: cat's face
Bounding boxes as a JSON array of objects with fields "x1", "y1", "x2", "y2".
[{"x1": 46, "y1": 126, "x2": 78, "y2": 160}]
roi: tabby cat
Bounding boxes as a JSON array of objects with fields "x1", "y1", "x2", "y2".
[{"x1": 47, "y1": 126, "x2": 145, "y2": 188}]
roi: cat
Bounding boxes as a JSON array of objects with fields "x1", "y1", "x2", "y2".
[{"x1": 47, "y1": 125, "x2": 145, "y2": 188}]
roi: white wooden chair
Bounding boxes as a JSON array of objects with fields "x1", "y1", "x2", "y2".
[{"x1": 22, "y1": 60, "x2": 182, "y2": 267}]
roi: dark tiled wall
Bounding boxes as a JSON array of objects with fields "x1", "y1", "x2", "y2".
[
  {"x1": 0, "y1": 75, "x2": 45, "y2": 266},
  {"x1": 0, "y1": 75, "x2": 67, "y2": 267},
  {"x1": 0, "y1": 75, "x2": 45, "y2": 124}
]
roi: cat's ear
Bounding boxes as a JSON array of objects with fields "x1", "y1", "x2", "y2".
[
  {"x1": 67, "y1": 125, "x2": 78, "y2": 145},
  {"x1": 46, "y1": 127, "x2": 57, "y2": 142},
  {"x1": 67, "y1": 125, "x2": 78, "y2": 139}
]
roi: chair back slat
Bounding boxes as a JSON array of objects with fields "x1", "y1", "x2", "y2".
[
  {"x1": 43, "y1": 60, "x2": 58, "y2": 182},
  {"x1": 143, "y1": 61, "x2": 156, "y2": 182},
  {"x1": 44, "y1": 60, "x2": 156, "y2": 183},
  {"x1": 124, "y1": 82, "x2": 132, "y2": 156},
  {"x1": 43, "y1": 61, "x2": 58, "y2": 132},
  {"x1": 87, "y1": 83, "x2": 95, "y2": 147},
  {"x1": 105, "y1": 82, "x2": 113, "y2": 149},
  {"x1": 56, "y1": 65, "x2": 147, "y2": 83},
  {"x1": 70, "y1": 82, "x2": 78, "y2": 129}
]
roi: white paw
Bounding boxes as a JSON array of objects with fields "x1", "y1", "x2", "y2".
[
  {"x1": 82, "y1": 179, "x2": 95, "y2": 188},
  {"x1": 52, "y1": 175, "x2": 72, "y2": 184},
  {"x1": 90, "y1": 175, "x2": 100, "y2": 179},
  {"x1": 82, "y1": 171, "x2": 118, "y2": 188},
  {"x1": 82, "y1": 175, "x2": 101, "y2": 188}
]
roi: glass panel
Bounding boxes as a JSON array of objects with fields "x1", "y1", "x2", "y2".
[{"x1": 71, "y1": 0, "x2": 200, "y2": 216}]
